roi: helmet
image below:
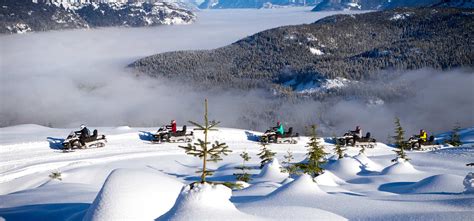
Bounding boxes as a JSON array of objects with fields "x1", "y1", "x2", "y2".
[
  {"x1": 356, "y1": 126, "x2": 360, "y2": 130},
  {"x1": 171, "y1": 120, "x2": 176, "y2": 123},
  {"x1": 80, "y1": 124, "x2": 86, "y2": 129},
  {"x1": 277, "y1": 121, "x2": 280, "y2": 125}
]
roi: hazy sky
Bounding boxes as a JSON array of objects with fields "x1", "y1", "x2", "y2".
[{"x1": 1, "y1": 8, "x2": 473, "y2": 139}]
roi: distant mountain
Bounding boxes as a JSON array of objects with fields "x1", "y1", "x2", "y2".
[
  {"x1": 0, "y1": 0, "x2": 89, "y2": 34},
  {"x1": 130, "y1": 8, "x2": 474, "y2": 96},
  {"x1": 312, "y1": 0, "x2": 474, "y2": 11},
  {"x1": 0, "y1": 0, "x2": 196, "y2": 34},
  {"x1": 199, "y1": 0, "x2": 322, "y2": 9}
]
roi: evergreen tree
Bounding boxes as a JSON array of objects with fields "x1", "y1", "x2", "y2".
[
  {"x1": 281, "y1": 149, "x2": 298, "y2": 175},
  {"x1": 391, "y1": 117, "x2": 409, "y2": 162},
  {"x1": 447, "y1": 123, "x2": 462, "y2": 147},
  {"x1": 298, "y1": 125, "x2": 327, "y2": 177},
  {"x1": 49, "y1": 171, "x2": 62, "y2": 181},
  {"x1": 257, "y1": 141, "x2": 276, "y2": 169},
  {"x1": 180, "y1": 99, "x2": 232, "y2": 183},
  {"x1": 234, "y1": 151, "x2": 252, "y2": 182},
  {"x1": 333, "y1": 136, "x2": 346, "y2": 159}
]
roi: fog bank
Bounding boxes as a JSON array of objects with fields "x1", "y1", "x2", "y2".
[{"x1": 1, "y1": 8, "x2": 473, "y2": 140}]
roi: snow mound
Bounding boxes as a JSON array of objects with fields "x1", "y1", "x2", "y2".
[
  {"x1": 324, "y1": 157, "x2": 363, "y2": 176},
  {"x1": 381, "y1": 160, "x2": 419, "y2": 175},
  {"x1": 268, "y1": 174, "x2": 325, "y2": 199},
  {"x1": 158, "y1": 183, "x2": 262, "y2": 221},
  {"x1": 83, "y1": 168, "x2": 183, "y2": 221},
  {"x1": 314, "y1": 171, "x2": 345, "y2": 186},
  {"x1": 353, "y1": 153, "x2": 383, "y2": 171},
  {"x1": 464, "y1": 172, "x2": 474, "y2": 193},
  {"x1": 406, "y1": 174, "x2": 465, "y2": 194},
  {"x1": 254, "y1": 159, "x2": 289, "y2": 183}
]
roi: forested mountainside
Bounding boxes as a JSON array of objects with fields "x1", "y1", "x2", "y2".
[
  {"x1": 312, "y1": 0, "x2": 474, "y2": 11},
  {"x1": 0, "y1": 0, "x2": 196, "y2": 34},
  {"x1": 130, "y1": 8, "x2": 474, "y2": 95}
]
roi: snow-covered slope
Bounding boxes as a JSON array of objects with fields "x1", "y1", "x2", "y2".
[
  {"x1": 0, "y1": 0, "x2": 196, "y2": 34},
  {"x1": 0, "y1": 125, "x2": 473, "y2": 220}
]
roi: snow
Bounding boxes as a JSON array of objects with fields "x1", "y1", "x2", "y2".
[
  {"x1": 309, "y1": 47, "x2": 324, "y2": 55},
  {"x1": 390, "y1": 13, "x2": 411, "y2": 21},
  {"x1": 324, "y1": 157, "x2": 364, "y2": 177},
  {"x1": 253, "y1": 159, "x2": 289, "y2": 183},
  {"x1": 268, "y1": 174, "x2": 326, "y2": 199},
  {"x1": 83, "y1": 168, "x2": 183, "y2": 221},
  {"x1": 0, "y1": 125, "x2": 473, "y2": 220},
  {"x1": 381, "y1": 159, "x2": 420, "y2": 175},
  {"x1": 464, "y1": 172, "x2": 474, "y2": 193},
  {"x1": 158, "y1": 183, "x2": 262, "y2": 221},
  {"x1": 314, "y1": 171, "x2": 345, "y2": 186}
]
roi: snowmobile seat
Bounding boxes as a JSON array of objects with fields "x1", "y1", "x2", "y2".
[
  {"x1": 172, "y1": 125, "x2": 187, "y2": 137},
  {"x1": 365, "y1": 132, "x2": 371, "y2": 139},
  {"x1": 283, "y1": 127, "x2": 293, "y2": 138}
]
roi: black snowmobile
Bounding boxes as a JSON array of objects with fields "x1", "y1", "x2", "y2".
[
  {"x1": 338, "y1": 131, "x2": 377, "y2": 148},
  {"x1": 260, "y1": 127, "x2": 299, "y2": 144},
  {"x1": 406, "y1": 135, "x2": 440, "y2": 151},
  {"x1": 62, "y1": 129, "x2": 107, "y2": 151},
  {"x1": 152, "y1": 125, "x2": 194, "y2": 143}
]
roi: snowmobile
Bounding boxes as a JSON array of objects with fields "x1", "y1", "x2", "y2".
[
  {"x1": 152, "y1": 125, "x2": 194, "y2": 143},
  {"x1": 406, "y1": 135, "x2": 441, "y2": 151},
  {"x1": 337, "y1": 131, "x2": 377, "y2": 148},
  {"x1": 62, "y1": 129, "x2": 107, "y2": 151},
  {"x1": 260, "y1": 127, "x2": 299, "y2": 144}
]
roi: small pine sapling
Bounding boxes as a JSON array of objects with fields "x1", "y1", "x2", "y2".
[
  {"x1": 49, "y1": 171, "x2": 62, "y2": 181},
  {"x1": 257, "y1": 141, "x2": 276, "y2": 169},
  {"x1": 333, "y1": 136, "x2": 346, "y2": 159},
  {"x1": 298, "y1": 125, "x2": 328, "y2": 177},
  {"x1": 447, "y1": 123, "x2": 462, "y2": 147},
  {"x1": 281, "y1": 149, "x2": 298, "y2": 175},
  {"x1": 391, "y1": 117, "x2": 409, "y2": 162},
  {"x1": 234, "y1": 151, "x2": 252, "y2": 182},
  {"x1": 179, "y1": 99, "x2": 232, "y2": 183}
]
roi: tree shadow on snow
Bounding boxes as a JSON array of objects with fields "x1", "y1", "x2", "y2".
[
  {"x1": 0, "y1": 203, "x2": 90, "y2": 221},
  {"x1": 245, "y1": 131, "x2": 260, "y2": 142},
  {"x1": 138, "y1": 131, "x2": 155, "y2": 142},
  {"x1": 46, "y1": 137, "x2": 65, "y2": 150}
]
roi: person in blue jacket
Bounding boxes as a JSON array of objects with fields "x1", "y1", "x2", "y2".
[{"x1": 274, "y1": 121, "x2": 284, "y2": 136}]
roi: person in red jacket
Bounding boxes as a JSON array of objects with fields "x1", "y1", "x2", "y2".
[{"x1": 166, "y1": 120, "x2": 177, "y2": 133}]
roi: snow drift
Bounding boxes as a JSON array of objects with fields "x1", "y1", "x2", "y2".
[
  {"x1": 267, "y1": 174, "x2": 326, "y2": 199},
  {"x1": 381, "y1": 159, "x2": 419, "y2": 175},
  {"x1": 253, "y1": 159, "x2": 289, "y2": 183},
  {"x1": 324, "y1": 157, "x2": 363, "y2": 176},
  {"x1": 314, "y1": 171, "x2": 345, "y2": 186},
  {"x1": 353, "y1": 153, "x2": 383, "y2": 172},
  {"x1": 83, "y1": 168, "x2": 183, "y2": 221},
  {"x1": 464, "y1": 172, "x2": 474, "y2": 193},
  {"x1": 158, "y1": 183, "x2": 262, "y2": 221}
]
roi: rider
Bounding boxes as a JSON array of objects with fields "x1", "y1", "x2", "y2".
[
  {"x1": 351, "y1": 126, "x2": 362, "y2": 140},
  {"x1": 275, "y1": 121, "x2": 284, "y2": 136},
  {"x1": 418, "y1": 129, "x2": 427, "y2": 143},
  {"x1": 166, "y1": 120, "x2": 177, "y2": 133},
  {"x1": 77, "y1": 124, "x2": 90, "y2": 145}
]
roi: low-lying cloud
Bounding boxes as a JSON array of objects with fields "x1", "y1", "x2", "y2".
[{"x1": 1, "y1": 8, "x2": 473, "y2": 141}]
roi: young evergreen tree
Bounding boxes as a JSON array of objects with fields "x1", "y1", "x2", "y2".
[
  {"x1": 180, "y1": 99, "x2": 232, "y2": 183},
  {"x1": 257, "y1": 141, "x2": 276, "y2": 169},
  {"x1": 49, "y1": 171, "x2": 62, "y2": 181},
  {"x1": 391, "y1": 117, "x2": 409, "y2": 162},
  {"x1": 234, "y1": 151, "x2": 252, "y2": 182},
  {"x1": 281, "y1": 149, "x2": 298, "y2": 175},
  {"x1": 447, "y1": 123, "x2": 462, "y2": 147},
  {"x1": 298, "y1": 125, "x2": 327, "y2": 177},
  {"x1": 333, "y1": 136, "x2": 346, "y2": 159}
]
